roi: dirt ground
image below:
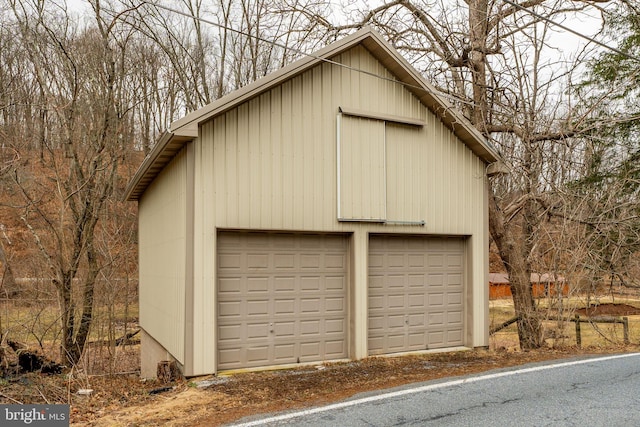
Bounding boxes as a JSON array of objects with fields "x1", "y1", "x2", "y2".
[
  {"x1": 1, "y1": 303, "x2": 638, "y2": 426},
  {"x1": 575, "y1": 303, "x2": 640, "y2": 317},
  {"x1": 79, "y1": 347, "x2": 636, "y2": 427}
]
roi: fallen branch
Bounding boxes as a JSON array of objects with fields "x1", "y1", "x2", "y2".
[
  {"x1": 87, "y1": 329, "x2": 140, "y2": 347},
  {"x1": 7, "y1": 340, "x2": 64, "y2": 374},
  {"x1": 490, "y1": 316, "x2": 521, "y2": 335}
]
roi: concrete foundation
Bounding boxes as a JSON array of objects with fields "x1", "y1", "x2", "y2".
[{"x1": 140, "y1": 328, "x2": 182, "y2": 379}]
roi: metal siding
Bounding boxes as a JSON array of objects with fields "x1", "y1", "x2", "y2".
[
  {"x1": 368, "y1": 235, "x2": 465, "y2": 355},
  {"x1": 138, "y1": 147, "x2": 187, "y2": 363},
  {"x1": 385, "y1": 123, "x2": 424, "y2": 223},
  {"x1": 217, "y1": 232, "x2": 348, "y2": 370},
  {"x1": 190, "y1": 45, "x2": 490, "y2": 373},
  {"x1": 191, "y1": 126, "x2": 217, "y2": 375},
  {"x1": 339, "y1": 116, "x2": 386, "y2": 220}
]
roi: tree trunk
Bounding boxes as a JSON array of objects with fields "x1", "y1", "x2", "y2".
[
  {"x1": 0, "y1": 236, "x2": 18, "y2": 297},
  {"x1": 488, "y1": 181, "x2": 542, "y2": 349},
  {"x1": 468, "y1": 0, "x2": 543, "y2": 349}
]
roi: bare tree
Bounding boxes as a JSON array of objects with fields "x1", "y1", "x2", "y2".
[
  {"x1": 305, "y1": 0, "x2": 605, "y2": 348},
  {"x1": 5, "y1": 0, "x2": 135, "y2": 365}
]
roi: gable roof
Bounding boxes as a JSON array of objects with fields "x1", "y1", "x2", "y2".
[{"x1": 125, "y1": 27, "x2": 501, "y2": 201}]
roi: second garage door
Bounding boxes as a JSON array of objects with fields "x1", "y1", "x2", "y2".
[
  {"x1": 217, "y1": 232, "x2": 349, "y2": 370},
  {"x1": 368, "y1": 235, "x2": 465, "y2": 355}
]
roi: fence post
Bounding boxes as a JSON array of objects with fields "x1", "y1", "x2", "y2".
[
  {"x1": 575, "y1": 314, "x2": 581, "y2": 348},
  {"x1": 623, "y1": 317, "x2": 629, "y2": 344}
]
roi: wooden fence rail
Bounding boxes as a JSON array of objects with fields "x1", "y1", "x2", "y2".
[
  {"x1": 571, "y1": 314, "x2": 629, "y2": 347},
  {"x1": 490, "y1": 314, "x2": 630, "y2": 347}
]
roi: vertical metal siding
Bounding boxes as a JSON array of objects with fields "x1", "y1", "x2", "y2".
[
  {"x1": 385, "y1": 123, "x2": 424, "y2": 222},
  {"x1": 201, "y1": 42, "x2": 489, "y2": 234},
  {"x1": 138, "y1": 147, "x2": 187, "y2": 363},
  {"x1": 339, "y1": 116, "x2": 386, "y2": 220}
]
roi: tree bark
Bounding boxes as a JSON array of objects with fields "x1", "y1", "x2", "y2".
[{"x1": 488, "y1": 180, "x2": 542, "y2": 349}]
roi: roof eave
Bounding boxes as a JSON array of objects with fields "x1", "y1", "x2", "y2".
[{"x1": 124, "y1": 130, "x2": 196, "y2": 201}]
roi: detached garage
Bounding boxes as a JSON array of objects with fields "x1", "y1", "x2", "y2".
[{"x1": 125, "y1": 27, "x2": 503, "y2": 377}]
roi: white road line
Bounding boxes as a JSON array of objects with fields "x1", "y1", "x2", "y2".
[{"x1": 229, "y1": 352, "x2": 640, "y2": 426}]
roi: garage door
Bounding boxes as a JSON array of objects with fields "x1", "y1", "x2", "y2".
[
  {"x1": 368, "y1": 235, "x2": 464, "y2": 355},
  {"x1": 217, "y1": 232, "x2": 349, "y2": 370}
]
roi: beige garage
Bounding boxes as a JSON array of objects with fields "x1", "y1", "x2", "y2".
[
  {"x1": 128, "y1": 28, "x2": 501, "y2": 377},
  {"x1": 368, "y1": 235, "x2": 465, "y2": 355},
  {"x1": 217, "y1": 231, "x2": 349, "y2": 370}
]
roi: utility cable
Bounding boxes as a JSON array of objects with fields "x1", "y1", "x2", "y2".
[
  {"x1": 139, "y1": 0, "x2": 476, "y2": 106},
  {"x1": 500, "y1": 0, "x2": 640, "y2": 63}
]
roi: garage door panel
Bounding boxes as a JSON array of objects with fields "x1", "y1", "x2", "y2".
[
  {"x1": 408, "y1": 254, "x2": 425, "y2": 267},
  {"x1": 369, "y1": 295, "x2": 384, "y2": 310},
  {"x1": 301, "y1": 277, "x2": 321, "y2": 291},
  {"x1": 218, "y1": 253, "x2": 242, "y2": 270},
  {"x1": 428, "y1": 332, "x2": 444, "y2": 346},
  {"x1": 427, "y1": 273, "x2": 444, "y2": 286},
  {"x1": 387, "y1": 315, "x2": 405, "y2": 328},
  {"x1": 274, "y1": 277, "x2": 295, "y2": 292},
  {"x1": 219, "y1": 325, "x2": 241, "y2": 341},
  {"x1": 448, "y1": 311, "x2": 463, "y2": 324},
  {"x1": 386, "y1": 275, "x2": 405, "y2": 288},
  {"x1": 246, "y1": 300, "x2": 269, "y2": 316},
  {"x1": 326, "y1": 276, "x2": 347, "y2": 291},
  {"x1": 368, "y1": 235, "x2": 465, "y2": 355},
  {"x1": 325, "y1": 340, "x2": 346, "y2": 356},
  {"x1": 325, "y1": 297, "x2": 345, "y2": 312},
  {"x1": 218, "y1": 349, "x2": 241, "y2": 365},
  {"x1": 274, "y1": 299, "x2": 295, "y2": 314},
  {"x1": 247, "y1": 346, "x2": 269, "y2": 363},
  {"x1": 429, "y1": 293, "x2": 444, "y2": 307},
  {"x1": 448, "y1": 292, "x2": 463, "y2": 305},
  {"x1": 301, "y1": 254, "x2": 321, "y2": 268},
  {"x1": 408, "y1": 333, "x2": 425, "y2": 347},
  {"x1": 447, "y1": 274, "x2": 463, "y2": 286},
  {"x1": 274, "y1": 344, "x2": 295, "y2": 360},
  {"x1": 218, "y1": 301, "x2": 241, "y2": 317},
  {"x1": 326, "y1": 318, "x2": 346, "y2": 334},
  {"x1": 247, "y1": 323, "x2": 269, "y2": 339},
  {"x1": 388, "y1": 294, "x2": 405, "y2": 308},
  {"x1": 408, "y1": 294, "x2": 425, "y2": 307},
  {"x1": 447, "y1": 330, "x2": 463, "y2": 343},
  {"x1": 325, "y1": 254, "x2": 347, "y2": 269},
  {"x1": 369, "y1": 275, "x2": 384, "y2": 289},
  {"x1": 428, "y1": 312, "x2": 445, "y2": 325},
  {"x1": 408, "y1": 313, "x2": 425, "y2": 327},
  {"x1": 274, "y1": 321, "x2": 295, "y2": 337},
  {"x1": 273, "y1": 254, "x2": 295, "y2": 269},
  {"x1": 247, "y1": 253, "x2": 269, "y2": 269},
  {"x1": 300, "y1": 341, "x2": 320, "y2": 356},
  {"x1": 408, "y1": 275, "x2": 424, "y2": 288},
  {"x1": 218, "y1": 232, "x2": 348, "y2": 370},
  {"x1": 387, "y1": 335, "x2": 405, "y2": 350}
]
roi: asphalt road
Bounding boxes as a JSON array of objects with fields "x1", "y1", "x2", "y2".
[{"x1": 229, "y1": 353, "x2": 640, "y2": 427}]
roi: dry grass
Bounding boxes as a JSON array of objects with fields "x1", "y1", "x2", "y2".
[
  {"x1": 489, "y1": 294, "x2": 640, "y2": 350},
  {"x1": 1, "y1": 293, "x2": 639, "y2": 426}
]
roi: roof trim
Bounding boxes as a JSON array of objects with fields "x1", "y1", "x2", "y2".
[
  {"x1": 126, "y1": 27, "x2": 502, "y2": 201},
  {"x1": 123, "y1": 130, "x2": 195, "y2": 201}
]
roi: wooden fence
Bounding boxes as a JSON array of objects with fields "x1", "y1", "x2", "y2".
[
  {"x1": 572, "y1": 315, "x2": 629, "y2": 347},
  {"x1": 490, "y1": 314, "x2": 630, "y2": 347}
]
